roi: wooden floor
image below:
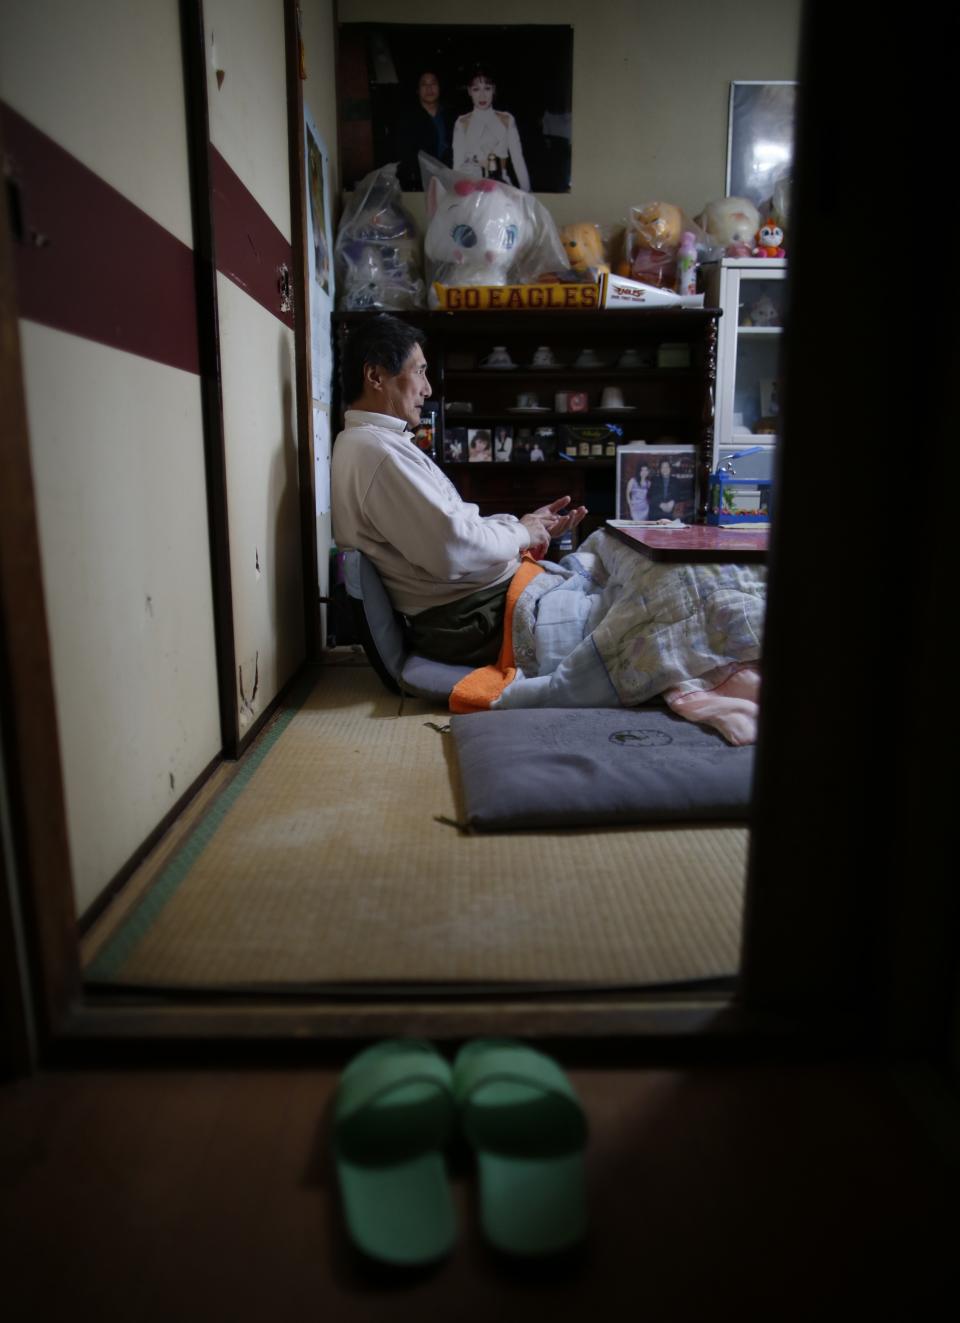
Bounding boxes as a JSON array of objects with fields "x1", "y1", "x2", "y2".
[{"x1": 1, "y1": 1055, "x2": 956, "y2": 1321}]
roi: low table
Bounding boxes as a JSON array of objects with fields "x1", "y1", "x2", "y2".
[{"x1": 605, "y1": 521, "x2": 769, "y2": 563}]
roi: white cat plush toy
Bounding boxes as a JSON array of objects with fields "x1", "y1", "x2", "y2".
[{"x1": 425, "y1": 177, "x2": 529, "y2": 298}]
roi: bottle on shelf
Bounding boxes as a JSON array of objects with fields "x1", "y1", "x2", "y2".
[{"x1": 675, "y1": 231, "x2": 698, "y2": 296}]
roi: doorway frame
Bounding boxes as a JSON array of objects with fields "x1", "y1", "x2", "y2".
[{"x1": 2, "y1": 0, "x2": 955, "y2": 1073}]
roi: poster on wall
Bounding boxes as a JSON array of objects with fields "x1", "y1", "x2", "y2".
[
  {"x1": 304, "y1": 110, "x2": 334, "y2": 518},
  {"x1": 339, "y1": 24, "x2": 573, "y2": 193},
  {"x1": 726, "y1": 81, "x2": 797, "y2": 213}
]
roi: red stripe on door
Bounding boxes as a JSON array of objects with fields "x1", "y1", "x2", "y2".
[
  {"x1": 209, "y1": 146, "x2": 294, "y2": 330},
  {"x1": 2, "y1": 103, "x2": 296, "y2": 371},
  {"x1": 2, "y1": 101, "x2": 201, "y2": 374}
]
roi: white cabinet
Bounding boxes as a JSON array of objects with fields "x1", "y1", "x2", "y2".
[{"x1": 703, "y1": 258, "x2": 787, "y2": 475}]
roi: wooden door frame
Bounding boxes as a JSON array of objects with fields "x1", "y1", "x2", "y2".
[
  {"x1": 0, "y1": 111, "x2": 82, "y2": 1062},
  {"x1": 2, "y1": 0, "x2": 955, "y2": 1072},
  {"x1": 284, "y1": 0, "x2": 322, "y2": 664},
  {"x1": 180, "y1": 0, "x2": 241, "y2": 760}
]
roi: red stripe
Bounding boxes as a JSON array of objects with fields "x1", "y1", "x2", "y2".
[
  {"x1": 2, "y1": 101, "x2": 201, "y2": 374},
  {"x1": 209, "y1": 146, "x2": 294, "y2": 329},
  {"x1": 1, "y1": 103, "x2": 296, "y2": 372}
]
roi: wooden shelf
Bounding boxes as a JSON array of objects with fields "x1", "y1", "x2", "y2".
[
  {"x1": 443, "y1": 368, "x2": 700, "y2": 382},
  {"x1": 334, "y1": 307, "x2": 720, "y2": 520},
  {"x1": 444, "y1": 412, "x2": 688, "y2": 427},
  {"x1": 445, "y1": 458, "x2": 615, "y2": 469}
]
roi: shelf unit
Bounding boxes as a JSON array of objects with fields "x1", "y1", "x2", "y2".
[
  {"x1": 701, "y1": 258, "x2": 787, "y2": 479},
  {"x1": 334, "y1": 308, "x2": 721, "y2": 533}
]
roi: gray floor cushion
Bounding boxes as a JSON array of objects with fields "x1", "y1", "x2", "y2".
[{"x1": 450, "y1": 707, "x2": 753, "y2": 831}]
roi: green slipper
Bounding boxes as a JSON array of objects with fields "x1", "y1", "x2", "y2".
[
  {"x1": 453, "y1": 1038, "x2": 588, "y2": 1256},
  {"x1": 333, "y1": 1039, "x2": 457, "y2": 1265}
]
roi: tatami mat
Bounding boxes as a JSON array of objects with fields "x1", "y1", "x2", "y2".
[{"x1": 83, "y1": 665, "x2": 747, "y2": 990}]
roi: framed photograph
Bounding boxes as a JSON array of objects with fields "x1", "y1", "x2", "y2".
[
  {"x1": 616, "y1": 444, "x2": 697, "y2": 523},
  {"x1": 493, "y1": 423, "x2": 513, "y2": 462},
  {"x1": 725, "y1": 81, "x2": 797, "y2": 210},
  {"x1": 444, "y1": 426, "x2": 467, "y2": 463},
  {"x1": 338, "y1": 24, "x2": 573, "y2": 193},
  {"x1": 759, "y1": 378, "x2": 780, "y2": 419},
  {"x1": 529, "y1": 427, "x2": 556, "y2": 462},
  {"x1": 467, "y1": 427, "x2": 493, "y2": 462}
]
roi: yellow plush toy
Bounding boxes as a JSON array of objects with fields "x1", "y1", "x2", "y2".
[{"x1": 559, "y1": 222, "x2": 608, "y2": 278}]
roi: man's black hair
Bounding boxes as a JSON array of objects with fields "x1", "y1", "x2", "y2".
[{"x1": 341, "y1": 314, "x2": 426, "y2": 405}]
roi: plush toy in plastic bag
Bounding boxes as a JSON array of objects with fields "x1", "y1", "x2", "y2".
[
  {"x1": 619, "y1": 201, "x2": 683, "y2": 287},
  {"x1": 334, "y1": 163, "x2": 425, "y2": 310},
  {"x1": 419, "y1": 152, "x2": 568, "y2": 305},
  {"x1": 618, "y1": 201, "x2": 710, "y2": 288}
]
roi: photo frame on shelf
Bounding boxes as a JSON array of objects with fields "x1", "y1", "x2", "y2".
[
  {"x1": 616, "y1": 444, "x2": 697, "y2": 523},
  {"x1": 467, "y1": 427, "x2": 493, "y2": 461},
  {"x1": 529, "y1": 428, "x2": 556, "y2": 462},
  {"x1": 725, "y1": 81, "x2": 797, "y2": 211},
  {"x1": 444, "y1": 426, "x2": 467, "y2": 462}
]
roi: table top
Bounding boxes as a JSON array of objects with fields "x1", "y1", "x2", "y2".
[{"x1": 605, "y1": 521, "x2": 769, "y2": 563}]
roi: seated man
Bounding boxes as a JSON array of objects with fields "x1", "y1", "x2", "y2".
[{"x1": 331, "y1": 314, "x2": 586, "y2": 665}]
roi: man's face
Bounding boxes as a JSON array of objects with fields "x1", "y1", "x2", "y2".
[
  {"x1": 419, "y1": 73, "x2": 439, "y2": 106},
  {"x1": 376, "y1": 344, "x2": 431, "y2": 429},
  {"x1": 660, "y1": 461, "x2": 671, "y2": 479}
]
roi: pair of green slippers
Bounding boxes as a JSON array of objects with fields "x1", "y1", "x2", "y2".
[{"x1": 333, "y1": 1037, "x2": 588, "y2": 1265}]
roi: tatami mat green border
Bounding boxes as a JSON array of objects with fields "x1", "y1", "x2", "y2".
[{"x1": 85, "y1": 672, "x2": 317, "y2": 982}]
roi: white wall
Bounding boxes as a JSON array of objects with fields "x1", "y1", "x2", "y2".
[
  {"x1": 0, "y1": 1, "x2": 221, "y2": 916},
  {"x1": 339, "y1": 0, "x2": 803, "y2": 235}
]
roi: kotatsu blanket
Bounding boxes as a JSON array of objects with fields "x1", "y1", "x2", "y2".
[{"x1": 450, "y1": 528, "x2": 766, "y2": 744}]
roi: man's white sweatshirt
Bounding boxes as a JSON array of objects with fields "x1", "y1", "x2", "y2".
[{"x1": 331, "y1": 410, "x2": 531, "y2": 615}]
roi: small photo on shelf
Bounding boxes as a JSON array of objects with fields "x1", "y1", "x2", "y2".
[
  {"x1": 529, "y1": 428, "x2": 557, "y2": 462},
  {"x1": 467, "y1": 428, "x2": 493, "y2": 462},
  {"x1": 444, "y1": 426, "x2": 467, "y2": 463},
  {"x1": 493, "y1": 424, "x2": 513, "y2": 462},
  {"x1": 616, "y1": 442, "x2": 697, "y2": 523},
  {"x1": 512, "y1": 429, "x2": 533, "y2": 463}
]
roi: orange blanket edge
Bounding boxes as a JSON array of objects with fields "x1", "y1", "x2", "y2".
[{"x1": 449, "y1": 557, "x2": 544, "y2": 714}]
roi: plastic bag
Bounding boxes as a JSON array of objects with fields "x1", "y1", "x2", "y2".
[
  {"x1": 621, "y1": 201, "x2": 710, "y2": 288},
  {"x1": 334, "y1": 163, "x2": 425, "y2": 311},
  {"x1": 419, "y1": 151, "x2": 568, "y2": 305}
]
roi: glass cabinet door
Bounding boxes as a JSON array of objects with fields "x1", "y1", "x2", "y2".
[{"x1": 707, "y1": 260, "x2": 786, "y2": 467}]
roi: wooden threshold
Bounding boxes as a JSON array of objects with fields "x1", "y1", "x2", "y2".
[{"x1": 51, "y1": 990, "x2": 825, "y2": 1055}]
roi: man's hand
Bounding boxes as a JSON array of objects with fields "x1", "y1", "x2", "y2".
[
  {"x1": 519, "y1": 513, "x2": 553, "y2": 554},
  {"x1": 520, "y1": 496, "x2": 587, "y2": 555}
]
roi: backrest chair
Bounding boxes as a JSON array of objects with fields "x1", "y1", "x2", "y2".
[{"x1": 341, "y1": 550, "x2": 472, "y2": 704}]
